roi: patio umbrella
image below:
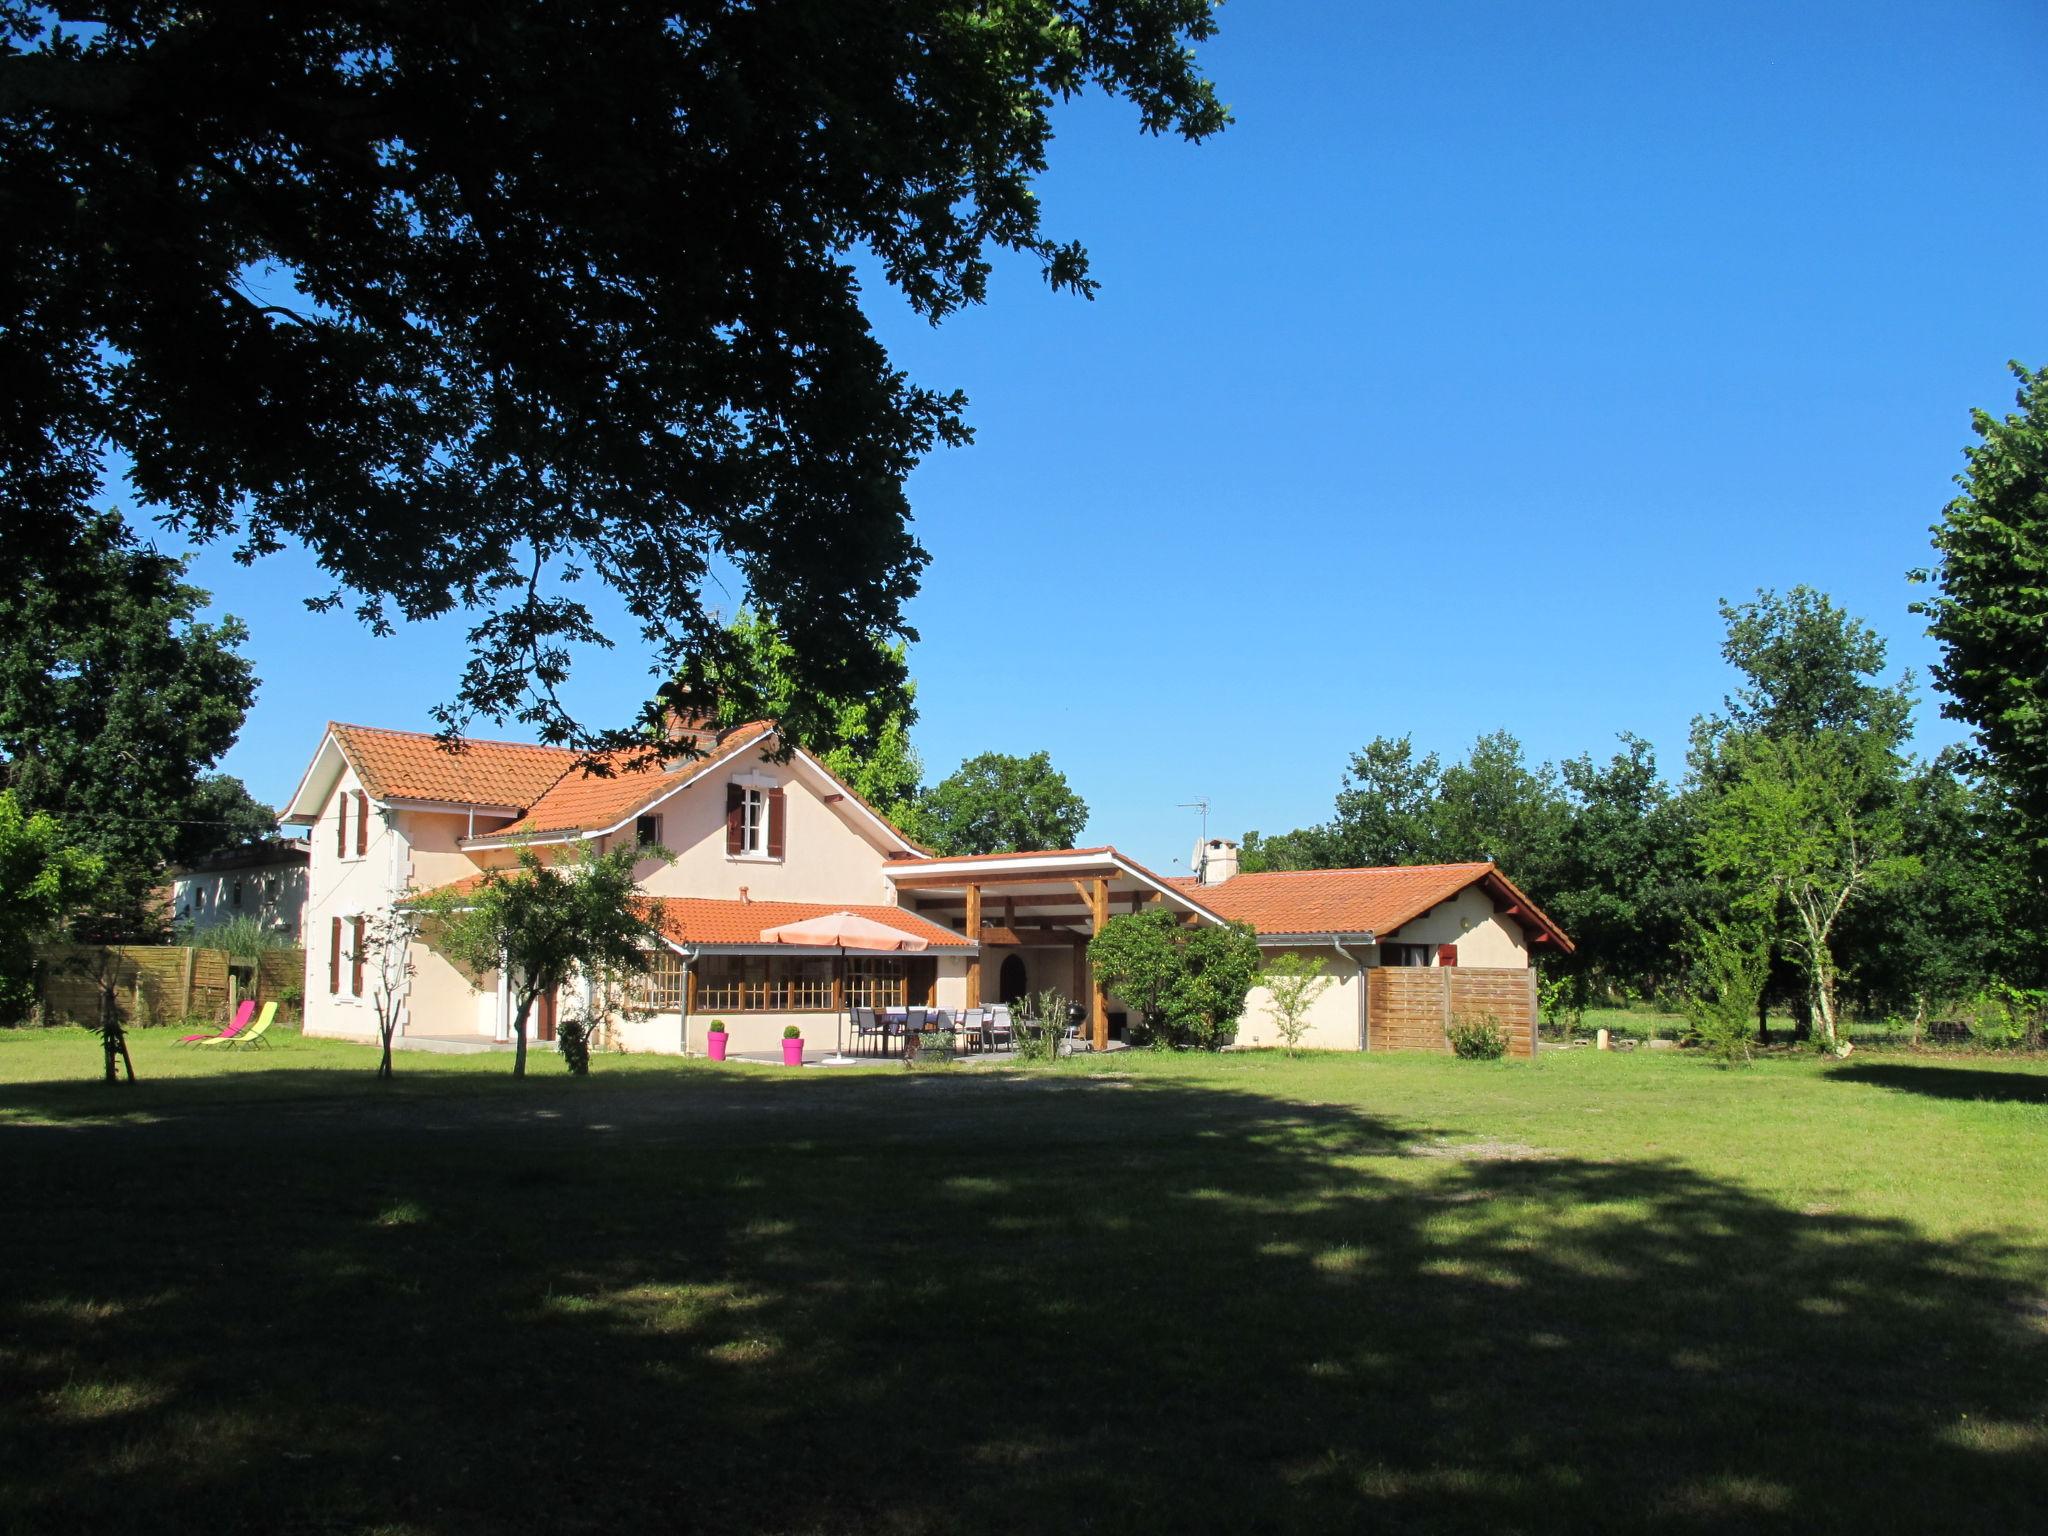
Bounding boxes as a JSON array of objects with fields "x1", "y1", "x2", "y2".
[{"x1": 758, "y1": 911, "x2": 931, "y2": 1061}]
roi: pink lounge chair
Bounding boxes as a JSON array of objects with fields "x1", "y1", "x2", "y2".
[{"x1": 178, "y1": 999, "x2": 255, "y2": 1045}]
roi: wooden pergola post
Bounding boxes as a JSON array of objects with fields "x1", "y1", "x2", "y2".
[
  {"x1": 1090, "y1": 876, "x2": 1109, "y2": 1050},
  {"x1": 964, "y1": 882, "x2": 982, "y2": 1009}
]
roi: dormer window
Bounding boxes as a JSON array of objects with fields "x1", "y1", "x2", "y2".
[
  {"x1": 636, "y1": 814, "x2": 663, "y2": 849},
  {"x1": 725, "y1": 781, "x2": 785, "y2": 861}
]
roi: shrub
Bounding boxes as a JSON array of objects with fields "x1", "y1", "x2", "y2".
[
  {"x1": 558, "y1": 1015, "x2": 592, "y2": 1075},
  {"x1": 1965, "y1": 986, "x2": 2040, "y2": 1050},
  {"x1": 782, "y1": 1023, "x2": 803, "y2": 1039},
  {"x1": 706, "y1": 1019, "x2": 729, "y2": 1034},
  {"x1": 1446, "y1": 1013, "x2": 1509, "y2": 1060},
  {"x1": 1680, "y1": 918, "x2": 1769, "y2": 1067},
  {"x1": 1012, "y1": 989, "x2": 1069, "y2": 1064},
  {"x1": 907, "y1": 1027, "x2": 955, "y2": 1068}
]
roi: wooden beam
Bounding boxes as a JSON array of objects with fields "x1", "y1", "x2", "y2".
[
  {"x1": 965, "y1": 883, "x2": 981, "y2": 1009},
  {"x1": 890, "y1": 870, "x2": 1111, "y2": 891},
  {"x1": 1091, "y1": 876, "x2": 1109, "y2": 1050}
]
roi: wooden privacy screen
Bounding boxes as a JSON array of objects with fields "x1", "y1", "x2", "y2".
[{"x1": 1365, "y1": 966, "x2": 1539, "y2": 1057}]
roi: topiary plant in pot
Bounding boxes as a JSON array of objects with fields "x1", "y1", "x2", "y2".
[
  {"x1": 781, "y1": 1021, "x2": 805, "y2": 1066},
  {"x1": 705, "y1": 1019, "x2": 730, "y2": 1062}
]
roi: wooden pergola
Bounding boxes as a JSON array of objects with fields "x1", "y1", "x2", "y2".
[{"x1": 887, "y1": 848, "x2": 1222, "y2": 1049}]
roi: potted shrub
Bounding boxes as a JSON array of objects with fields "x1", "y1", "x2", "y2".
[
  {"x1": 781, "y1": 1022, "x2": 805, "y2": 1066},
  {"x1": 705, "y1": 1019, "x2": 730, "y2": 1061}
]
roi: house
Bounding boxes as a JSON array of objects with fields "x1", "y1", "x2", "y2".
[
  {"x1": 167, "y1": 841, "x2": 311, "y2": 945},
  {"x1": 1167, "y1": 839, "x2": 1573, "y2": 1053},
  {"x1": 280, "y1": 721, "x2": 1570, "y2": 1057}
]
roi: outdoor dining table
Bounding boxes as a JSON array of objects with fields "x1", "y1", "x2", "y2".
[{"x1": 877, "y1": 1008, "x2": 975, "y2": 1053}]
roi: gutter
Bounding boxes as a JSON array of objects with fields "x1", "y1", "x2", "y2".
[{"x1": 1328, "y1": 933, "x2": 1371, "y2": 1051}]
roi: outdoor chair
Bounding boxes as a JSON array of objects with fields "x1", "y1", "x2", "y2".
[
  {"x1": 986, "y1": 1005, "x2": 1013, "y2": 1051},
  {"x1": 178, "y1": 999, "x2": 254, "y2": 1046},
  {"x1": 201, "y1": 1001, "x2": 277, "y2": 1049},
  {"x1": 959, "y1": 1007, "x2": 987, "y2": 1052},
  {"x1": 851, "y1": 1006, "x2": 885, "y2": 1056},
  {"x1": 904, "y1": 1007, "x2": 928, "y2": 1033}
]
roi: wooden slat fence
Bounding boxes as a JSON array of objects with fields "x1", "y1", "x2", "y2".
[
  {"x1": 1365, "y1": 967, "x2": 1539, "y2": 1058},
  {"x1": 34, "y1": 946, "x2": 305, "y2": 1029}
]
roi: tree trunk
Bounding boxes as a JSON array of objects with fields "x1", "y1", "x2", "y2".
[
  {"x1": 378, "y1": 1022, "x2": 394, "y2": 1080},
  {"x1": 1755, "y1": 988, "x2": 1771, "y2": 1046},
  {"x1": 511, "y1": 993, "x2": 533, "y2": 1078}
]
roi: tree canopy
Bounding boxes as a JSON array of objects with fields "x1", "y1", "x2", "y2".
[
  {"x1": 0, "y1": 789, "x2": 101, "y2": 1024},
  {"x1": 1917, "y1": 362, "x2": 2048, "y2": 885},
  {"x1": 912, "y1": 750, "x2": 1089, "y2": 856},
  {"x1": 2, "y1": 2, "x2": 1227, "y2": 752},
  {"x1": 706, "y1": 610, "x2": 923, "y2": 823},
  {"x1": 0, "y1": 509, "x2": 256, "y2": 938}
]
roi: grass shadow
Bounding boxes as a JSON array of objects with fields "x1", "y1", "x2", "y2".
[
  {"x1": 2, "y1": 1068, "x2": 2043, "y2": 1533},
  {"x1": 1829, "y1": 1060, "x2": 2048, "y2": 1105}
]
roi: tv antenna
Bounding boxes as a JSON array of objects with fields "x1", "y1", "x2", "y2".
[{"x1": 1178, "y1": 797, "x2": 1210, "y2": 845}]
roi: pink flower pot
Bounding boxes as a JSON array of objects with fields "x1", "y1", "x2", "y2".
[
  {"x1": 707, "y1": 1031, "x2": 729, "y2": 1062},
  {"x1": 781, "y1": 1037, "x2": 805, "y2": 1067}
]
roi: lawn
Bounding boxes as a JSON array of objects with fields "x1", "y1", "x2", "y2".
[{"x1": 4, "y1": 1028, "x2": 2045, "y2": 1535}]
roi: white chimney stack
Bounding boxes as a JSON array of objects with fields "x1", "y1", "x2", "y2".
[{"x1": 1194, "y1": 837, "x2": 1239, "y2": 886}]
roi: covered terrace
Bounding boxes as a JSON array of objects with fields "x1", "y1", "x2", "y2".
[{"x1": 886, "y1": 848, "x2": 1224, "y2": 1049}]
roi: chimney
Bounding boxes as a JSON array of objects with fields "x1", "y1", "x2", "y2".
[{"x1": 1195, "y1": 838, "x2": 1239, "y2": 886}]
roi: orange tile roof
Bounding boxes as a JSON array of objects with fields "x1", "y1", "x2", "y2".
[
  {"x1": 331, "y1": 723, "x2": 578, "y2": 809},
  {"x1": 652, "y1": 898, "x2": 971, "y2": 950},
  {"x1": 486, "y1": 721, "x2": 778, "y2": 837},
  {"x1": 403, "y1": 880, "x2": 969, "y2": 950},
  {"x1": 1169, "y1": 862, "x2": 1572, "y2": 950}
]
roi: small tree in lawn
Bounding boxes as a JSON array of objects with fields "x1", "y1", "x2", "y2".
[
  {"x1": 1698, "y1": 730, "x2": 1918, "y2": 1055},
  {"x1": 414, "y1": 842, "x2": 668, "y2": 1078},
  {"x1": 351, "y1": 906, "x2": 419, "y2": 1081},
  {"x1": 1681, "y1": 916, "x2": 1772, "y2": 1066},
  {"x1": 1262, "y1": 952, "x2": 1332, "y2": 1055}
]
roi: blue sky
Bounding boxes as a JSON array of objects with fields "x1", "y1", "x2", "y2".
[{"x1": 149, "y1": 0, "x2": 2047, "y2": 874}]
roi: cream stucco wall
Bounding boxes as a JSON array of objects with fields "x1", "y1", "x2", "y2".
[
  {"x1": 1234, "y1": 945, "x2": 1371, "y2": 1051},
  {"x1": 1384, "y1": 887, "x2": 1530, "y2": 967},
  {"x1": 628, "y1": 755, "x2": 899, "y2": 907},
  {"x1": 301, "y1": 762, "x2": 404, "y2": 1041}
]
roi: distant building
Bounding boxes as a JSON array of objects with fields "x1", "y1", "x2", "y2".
[{"x1": 168, "y1": 842, "x2": 311, "y2": 946}]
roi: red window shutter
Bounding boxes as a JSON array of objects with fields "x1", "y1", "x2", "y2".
[
  {"x1": 726, "y1": 784, "x2": 744, "y2": 855},
  {"x1": 1437, "y1": 944, "x2": 1459, "y2": 968},
  {"x1": 355, "y1": 790, "x2": 369, "y2": 856},
  {"x1": 351, "y1": 917, "x2": 366, "y2": 996},
  {"x1": 335, "y1": 792, "x2": 347, "y2": 858},
  {"x1": 766, "y1": 787, "x2": 786, "y2": 859},
  {"x1": 329, "y1": 916, "x2": 342, "y2": 994}
]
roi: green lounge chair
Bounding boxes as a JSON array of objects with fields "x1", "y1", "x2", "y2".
[{"x1": 200, "y1": 1000, "x2": 277, "y2": 1049}]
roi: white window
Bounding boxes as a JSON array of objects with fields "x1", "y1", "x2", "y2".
[{"x1": 739, "y1": 788, "x2": 767, "y2": 855}]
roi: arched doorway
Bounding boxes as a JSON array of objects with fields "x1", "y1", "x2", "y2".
[{"x1": 998, "y1": 954, "x2": 1028, "y2": 1004}]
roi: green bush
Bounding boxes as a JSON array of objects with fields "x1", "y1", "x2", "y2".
[
  {"x1": 706, "y1": 1019, "x2": 728, "y2": 1035},
  {"x1": 558, "y1": 1015, "x2": 592, "y2": 1075},
  {"x1": 176, "y1": 916, "x2": 297, "y2": 954},
  {"x1": 907, "y1": 1027, "x2": 955, "y2": 1068},
  {"x1": 782, "y1": 1023, "x2": 803, "y2": 1039},
  {"x1": 1446, "y1": 1013, "x2": 1509, "y2": 1060},
  {"x1": 1966, "y1": 988, "x2": 2032, "y2": 1050},
  {"x1": 1011, "y1": 989, "x2": 1069, "y2": 1064}
]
